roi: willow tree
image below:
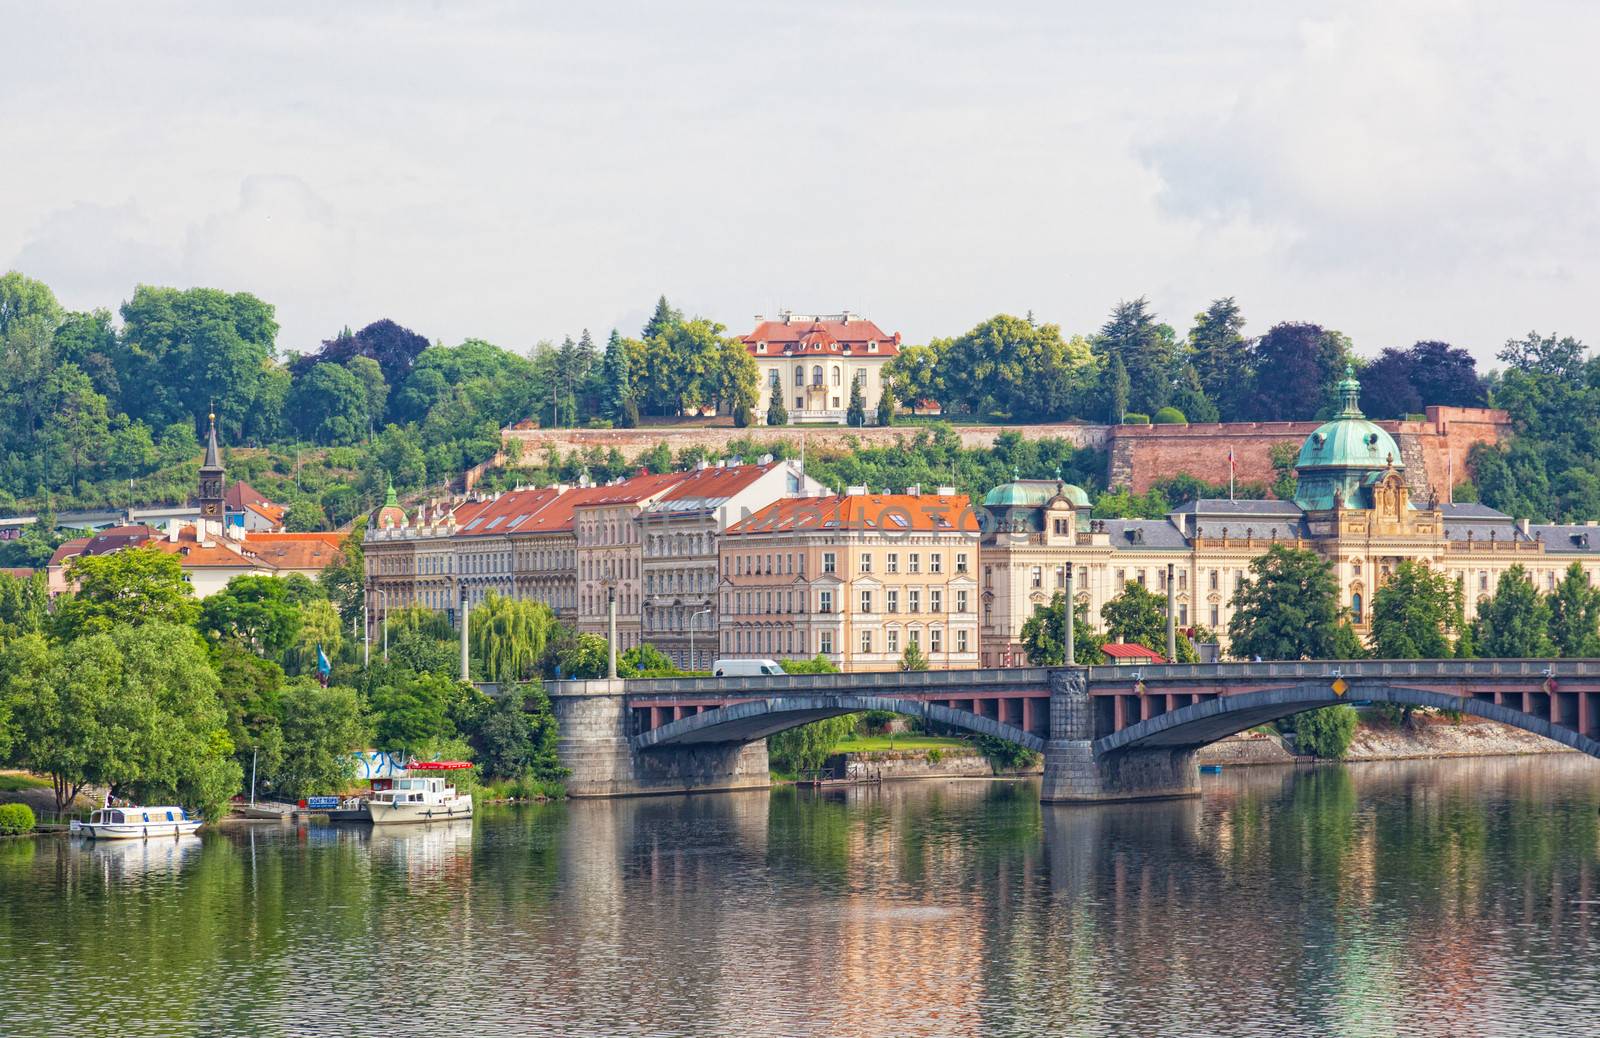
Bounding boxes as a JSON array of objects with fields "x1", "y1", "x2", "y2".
[{"x1": 469, "y1": 592, "x2": 554, "y2": 682}]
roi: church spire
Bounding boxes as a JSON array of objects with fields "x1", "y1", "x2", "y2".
[
  {"x1": 198, "y1": 407, "x2": 225, "y2": 521},
  {"x1": 203, "y1": 408, "x2": 222, "y2": 469}
]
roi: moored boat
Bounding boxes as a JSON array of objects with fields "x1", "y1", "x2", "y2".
[
  {"x1": 364, "y1": 761, "x2": 474, "y2": 825},
  {"x1": 70, "y1": 805, "x2": 202, "y2": 839}
]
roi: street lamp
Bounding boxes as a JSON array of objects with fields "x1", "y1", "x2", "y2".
[
  {"x1": 689, "y1": 607, "x2": 712, "y2": 672},
  {"x1": 380, "y1": 589, "x2": 389, "y2": 661}
]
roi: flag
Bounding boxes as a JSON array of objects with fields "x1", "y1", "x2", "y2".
[
  {"x1": 1228, "y1": 446, "x2": 1236, "y2": 501},
  {"x1": 316, "y1": 643, "x2": 332, "y2": 686}
]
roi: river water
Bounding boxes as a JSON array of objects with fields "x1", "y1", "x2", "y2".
[{"x1": 3, "y1": 755, "x2": 1599, "y2": 1037}]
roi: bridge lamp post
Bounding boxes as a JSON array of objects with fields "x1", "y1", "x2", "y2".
[
  {"x1": 689, "y1": 607, "x2": 712, "y2": 673},
  {"x1": 606, "y1": 579, "x2": 619, "y2": 681},
  {"x1": 1058, "y1": 564, "x2": 1075, "y2": 666}
]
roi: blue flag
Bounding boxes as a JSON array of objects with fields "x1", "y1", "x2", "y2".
[{"x1": 316, "y1": 643, "x2": 332, "y2": 681}]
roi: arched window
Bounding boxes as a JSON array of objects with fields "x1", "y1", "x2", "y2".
[
  {"x1": 811, "y1": 365, "x2": 823, "y2": 386},
  {"x1": 1351, "y1": 592, "x2": 1363, "y2": 624},
  {"x1": 831, "y1": 366, "x2": 842, "y2": 386},
  {"x1": 795, "y1": 366, "x2": 805, "y2": 386}
]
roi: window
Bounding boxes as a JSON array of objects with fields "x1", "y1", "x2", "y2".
[
  {"x1": 1209, "y1": 569, "x2": 1219, "y2": 591},
  {"x1": 768, "y1": 369, "x2": 780, "y2": 390},
  {"x1": 930, "y1": 628, "x2": 942, "y2": 653},
  {"x1": 930, "y1": 589, "x2": 942, "y2": 613},
  {"x1": 860, "y1": 590, "x2": 873, "y2": 613},
  {"x1": 820, "y1": 631, "x2": 834, "y2": 654},
  {"x1": 819, "y1": 590, "x2": 834, "y2": 613},
  {"x1": 1210, "y1": 605, "x2": 1220, "y2": 627},
  {"x1": 957, "y1": 629, "x2": 969, "y2": 653},
  {"x1": 1479, "y1": 571, "x2": 1489, "y2": 591},
  {"x1": 812, "y1": 365, "x2": 823, "y2": 386},
  {"x1": 831, "y1": 366, "x2": 842, "y2": 386},
  {"x1": 956, "y1": 552, "x2": 968, "y2": 573},
  {"x1": 909, "y1": 628, "x2": 921, "y2": 648},
  {"x1": 887, "y1": 628, "x2": 900, "y2": 653},
  {"x1": 984, "y1": 603, "x2": 992, "y2": 625},
  {"x1": 860, "y1": 553, "x2": 872, "y2": 573},
  {"x1": 929, "y1": 553, "x2": 942, "y2": 574},
  {"x1": 956, "y1": 589, "x2": 968, "y2": 613},
  {"x1": 795, "y1": 366, "x2": 805, "y2": 386},
  {"x1": 1031, "y1": 567, "x2": 1043, "y2": 589},
  {"x1": 1179, "y1": 604, "x2": 1189, "y2": 625},
  {"x1": 909, "y1": 553, "x2": 921, "y2": 574},
  {"x1": 1179, "y1": 571, "x2": 1187, "y2": 591},
  {"x1": 861, "y1": 629, "x2": 873, "y2": 653},
  {"x1": 909, "y1": 589, "x2": 921, "y2": 613},
  {"x1": 887, "y1": 590, "x2": 900, "y2": 613},
  {"x1": 983, "y1": 564, "x2": 991, "y2": 587},
  {"x1": 823, "y1": 551, "x2": 836, "y2": 574},
  {"x1": 1351, "y1": 592, "x2": 1363, "y2": 624},
  {"x1": 887, "y1": 553, "x2": 899, "y2": 573},
  {"x1": 1053, "y1": 517, "x2": 1069, "y2": 536}
]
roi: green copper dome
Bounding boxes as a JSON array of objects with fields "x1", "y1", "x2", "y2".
[
  {"x1": 982, "y1": 480, "x2": 1089, "y2": 509},
  {"x1": 1293, "y1": 367, "x2": 1403, "y2": 511}
]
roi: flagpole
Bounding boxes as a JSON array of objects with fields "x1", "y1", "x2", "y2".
[{"x1": 1229, "y1": 446, "x2": 1236, "y2": 502}]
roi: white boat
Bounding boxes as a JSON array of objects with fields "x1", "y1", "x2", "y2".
[
  {"x1": 363, "y1": 762, "x2": 474, "y2": 826},
  {"x1": 70, "y1": 805, "x2": 202, "y2": 839}
]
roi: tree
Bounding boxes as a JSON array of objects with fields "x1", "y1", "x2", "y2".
[
  {"x1": 319, "y1": 529, "x2": 365, "y2": 629},
  {"x1": 1188, "y1": 297, "x2": 1249, "y2": 419},
  {"x1": 289, "y1": 361, "x2": 369, "y2": 444},
  {"x1": 767, "y1": 385, "x2": 789, "y2": 426},
  {"x1": 1101, "y1": 581, "x2": 1168, "y2": 651},
  {"x1": 286, "y1": 598, "x2": 344, "y2": 676},
  {"x1": 1169, "y1": 366, "x2": 1218, "y2": 424},
  {"x1": 470, "y1": 681, "x2": 565, "y2": 781},
  {"x1": 1370, "y1": 561, "x2": 1463, "y2": 659},
  {"x1": 899, "y1": 642, "x2": 930, "y2": 672},
  {"x1": 846, "y1": 375, "x2": 867, "y2": 427},
  {"x1": 600, "y1": 330, "x2": 640, "y2": 427},
  {"x1": 291, "y1": 319, "x2": 431, "y2": 394},
  {"x1": 1498, "y1": 330, "x2": 1587, "y2": 379},
  {"x1": 1102, "y1": 354, "x2": 1130, "y2": 424},
  {"x1": 1548, "y1": 561, "x2": 1600, "y2": 657},
  {"x1": 1358, "y1": 341, "x2": 1485, "y2": 419},
  {"x1": 556, "y1": 632, "x2": 610, "y2": 678},
  {"x1": 0, "y1": 570, "x2": 48, "y2": 640},
  {"x1": 1097, "y1": 298, "x2": 1176, "y2": 416},
  {"x1": 1289, "y1": 705, "x2": 1359, "y2": 759},
  {"x1": 876, "y1": 376, "x2": 896, "y2": 426},
  {"x1": 1242, "y1": 322, "x2": 1350, "y2": 421},
  {"x1": 619, "y1": 643, "x2": 680, "y2": 677},
  {"x1": 642, "y1": 295, "x2": 683, "y2": 341},
  {"x1": 768, "y1": 715, "x2": 857, "y2": 773},
  {"x1": 368, "y1": 669, "x2": 465, "y2": 751},
  {"x1": 1473, "y1": 564, "x2": 1554, "y2": 658},
  {"x1": 54, "y1": 546, "x2": 200, "y2": 640},
  {"x1": 346, "y1": 356, "x2": 389, "y2": 438},
  {"x1": 931, "y1": 314, "x2": 1095, "y2": 420},
  {"x1": 1020, "y1": 593, "x2": 1106, "y2": 664},
  {"x1": 273, "y1": 680, "x2": 369, "y2": 799},
  {"x1": 1227, "y1": 545, "x2": 1355, "y2": 660},
  {"x1": 469, "y1": 592, "x2": 554, "y2": 683},
  {"x1": 200, "y1": 575, "x2": 303, "y2": 658}
]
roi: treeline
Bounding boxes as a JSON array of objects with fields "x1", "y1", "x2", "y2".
[{"x1": 886, "y1": 299, "x2": 1488, "y2": 425}]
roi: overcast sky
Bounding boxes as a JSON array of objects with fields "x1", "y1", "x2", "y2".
[{"x1": 3, "y1": 1, "x2": 1596, "y2": 363}]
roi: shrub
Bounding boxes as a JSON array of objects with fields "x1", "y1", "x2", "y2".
[
  {"x1": 0, "y1": 803, "x2": 35, "y2": 835},
  {"x1": 1123, "y1": 412, "x2": 1150, "y2": 425},
  {"x1": 926, "y1": 748, "x2": 943, "y2": 764},
  {"x1": 1151, "y1": 407, "x2": 1187, "y2": 424},
  {"x1": 972, "y1": 735, "x2": 1041, "y2": 771}
]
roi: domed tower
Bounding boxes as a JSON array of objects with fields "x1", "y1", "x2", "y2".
[
  {"x1": 1293, "y1": 367, "x2": 1405, "y2": 514},
  {"x1": 374, "y1": 476, "x2": 407, "y2": 530}
]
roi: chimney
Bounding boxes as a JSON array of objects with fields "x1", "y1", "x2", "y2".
[
  {"x1": 905, "y1": 484, "x2": 921, "y2": 496},
  {"x1": 845, "y1": 485, "x2": 867, "y2": 497},
  {"x1": 758, "y1": 453, "x2": 774, "y2": 465},
  {"x1": 1518, "y1": 518, "x2": 1531, "y2": 538},
  {"x1": 695, "y1": 459, "x2": 709, "y2": 471},
  {"x1": 936, "y1": 486, "x2": 956, "y2": 496}
]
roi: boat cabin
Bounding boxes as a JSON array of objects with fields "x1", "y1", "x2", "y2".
[{"x1": 88, "y1": 807, "x2": 189, "y2": 826}]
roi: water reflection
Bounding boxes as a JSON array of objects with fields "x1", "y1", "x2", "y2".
[{"x1": 1, "y1": 757, "x2": 1597, "y2": 1037}]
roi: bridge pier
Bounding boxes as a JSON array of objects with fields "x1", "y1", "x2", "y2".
[
  {"x1": 1039, "y1": 670, "x2": 1200, "y2": 802},
  {"x1": 551, "y1": 680, "x2": 770, "y2": 797}
]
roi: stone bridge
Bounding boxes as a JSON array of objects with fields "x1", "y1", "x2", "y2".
[{"x1": 541, "y1": 660, "x2": 1600, "y2": 798}]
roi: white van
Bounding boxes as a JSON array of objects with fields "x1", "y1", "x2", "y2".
[{"x1": 713, "y1": 658, "x2": 786, "y2": 677}]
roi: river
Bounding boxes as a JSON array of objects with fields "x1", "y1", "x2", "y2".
[{"x1": 3, "y1": 755, "x2": 1599, "y2": 1037}]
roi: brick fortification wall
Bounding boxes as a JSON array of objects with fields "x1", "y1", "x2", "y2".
[
  {"x1": 1106, "y1": 405, "x2": 1509, "y2": 499},
  {"x1": 499, "y1": 405, "x2": 1507, "y2": 500}
]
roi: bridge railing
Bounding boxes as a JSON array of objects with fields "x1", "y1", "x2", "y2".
[{"x1": 592, "y1": 658, "x2": 1600, "y2": 699}]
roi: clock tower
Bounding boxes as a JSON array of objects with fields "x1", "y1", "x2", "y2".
[{"x1": 198, "y1": 410, "x2": 225, "y2": 524}]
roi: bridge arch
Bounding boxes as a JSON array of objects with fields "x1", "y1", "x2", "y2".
[
  {"x1": 1096, "y1": 681, "x2": 1600, "y2": 759},
  {"x1": 632, "y1": 695, "x2": 1044, "y2": 753}
]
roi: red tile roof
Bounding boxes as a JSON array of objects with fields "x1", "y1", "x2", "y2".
[
  {"x1": 655, "y1": 463, "x2": 775, "y2": 503},
  {"x1": 0, "y1": 567, "x2": 34, "y2": 580},
  {"x1": 48, "y1": 537, "x2": 92, "y2": 568},
  {"x1": 571, "y1": 470, "x2": 696, "y2": 507},
  {"x1": 726, "y1": 494, "x2": 977, "y2": 536},
  {"x1": 453, "y1": 487, "x2": 565, "y2": 537},
  {"x1": 743, "y1": 317, "x2": 902, "y2": 358},
  {"x1": 246, "y1": 532, "x2": 345, "y2": 570}
]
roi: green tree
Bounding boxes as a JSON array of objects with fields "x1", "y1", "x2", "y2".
[
  {"x1": 286, "y1": 598, "x2": 344, "y2": 675},
  {"x1": 1548, "y1": 561, "x2": 1600, "y2": 656},
  {"x1": 0, "y1": 570, "x2": 48, "y2": 639},
  {"x1": 1227, "y1": 545, "x2": 1355, "y2": 660},
  {"x1": 768, "y1": 715, "x2": 857, "y2": 773},
  {"x1": 932, "y1": 314, "x2": 1095, "y2": 420},
  {"x1": 600, "y1": 330, "x2": 640, "y2": 427},
  {"x1": 556, "y1": 632, "x2": 610, "y2": 678},
  {"x1": 846, "y1": 375, "x2": 867, "y2": 426},
  {"x1": 1289, "y1": 705, "x2": 1359, "y2": 759},
  {"x1": 1473, "y1": 564, "x2": 1554, "y2": 658},
  {"x1": 199, "y1": 575, "x2": 303, "y2": 658},
  {"x1": 212, "y1": 644, "x2": 286, "y2": 790},
  {"x1": 641, "y1": 295, "x2": 683, "y2": 341},
  {"x1": 1370, "y1": 561, "x2": 1463, "y2": 658},
  {"x1": 319, "y1": 528, "x2": 365, "y2": 629},
  {"x1": 876, "y1": 376, "x2": 896, "y2": 426},
  {"x1": 899, "y1": 642, "x2": 930, "y2": 672},
  {"x1": 767, "y1": 385, "x2": 789, "y2": 426},
  {"x1": 1242, "y1": 322, "x2": 1351, "y2": 421},
  {"x1": 53, "y1": 546, "x2": 200, "y2": 640},
  {"x1": 470, "y1": 592, "x2": 555, "y2": 682},
  {"x1": 346, "y1": 356, "x2": 389, "y2": 438},
  {"x1": 1097, "y1": 298, "x2": 1176, "y2": 415},
  {"x1": 290, "y1": 361, "x2": 370, "y2": 445},
  {"x1": 469, "y1": 681, "x2": 566, "y2": 781},
  {"x1": 1103, "y1": 354, "x2": 1130, "y2": 424},
  {"x1": 1170, "y1": 365, "x2": 1219, "y2": 423},
  {"x1": 273, "y1": 680, "x2": 369, "y2": 799},
  {"x1": 1187, "y1": 297, "x2": 1249, "y2": 420},
  {"x1": 1020, "y1": 593, "x2": 1106, "y2": 664},
  {"x1": 619, "y1": 643, "x2": 680, "y2": 677},
  {"x1": 368, "y1": 669, "x2": 465, "y2": 751},
  {"x1": 1101, "y1": 580, "x2": 1167, "y2": 651}
]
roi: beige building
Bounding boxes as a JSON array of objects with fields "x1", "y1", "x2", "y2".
[
  {"x1": 979, "y1": 371, "x2": 1600, "y2": 663},
  {"x1": 720, "y1": 490, "x2": 981, "y2": 671},
  {"x1": 744, "y1": 311, "x2": 900, "y2": 424}
]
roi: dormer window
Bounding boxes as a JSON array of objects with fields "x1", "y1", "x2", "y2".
[
  {"x1": 868, "y1": 341, "x2": 879, "y2": 352},
  {"x1": 756, "y1": 342, "x2": 767, "y2": 353}
]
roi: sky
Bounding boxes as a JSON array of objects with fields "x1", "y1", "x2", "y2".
[{"x1": 3, "y1": 1, "x2": 1597, "y2": 363}]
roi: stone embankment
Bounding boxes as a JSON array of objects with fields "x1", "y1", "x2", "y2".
[{"x1": 1195, "y1": 715, "x2": 1574, "y2": 767}]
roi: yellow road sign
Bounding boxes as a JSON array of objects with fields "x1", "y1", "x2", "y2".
[{"x1": 1331, "y1": 677, "x2": 1348, "y2": 697}]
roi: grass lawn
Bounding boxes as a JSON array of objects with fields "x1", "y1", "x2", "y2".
[
  {"x1": 831, "y1": 735, "x2": 972, "y2": 753},
  {"x1": 0, "y1": 773, "x2": 49, "y2": 793}
]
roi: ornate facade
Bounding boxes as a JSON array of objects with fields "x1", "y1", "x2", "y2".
[{"x1": 744, "y1": 311, "x2": 899, "y2": 424}]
